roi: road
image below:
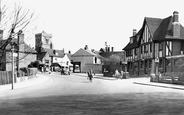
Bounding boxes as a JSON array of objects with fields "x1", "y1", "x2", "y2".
[{"x1": 1, "y1": 72, "x2": 184, "y2": 115}]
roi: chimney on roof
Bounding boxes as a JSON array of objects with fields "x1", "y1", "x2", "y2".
[
  {"x1": 84, "y1": 45, "x2": 88, "y2": 50},
  {"x1": 18, "y1": 30, "x2": 24, "y2": 44},
  {"x1": 111, "y1": 47, "x2": 114, "y2": 52},
  {"x1": 173, "y1": 11, "x2": 179, "y2": 22},
  {"x1": 172, "y1": 11, "x2": 180, "y2": 37},
  {"x1": 133, "y1": 29, "x2": 137, "y2": 36}
]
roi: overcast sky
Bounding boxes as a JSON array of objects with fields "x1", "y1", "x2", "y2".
[{"x1": 4, "y1": 0, "x2": 184, "y2": 53}]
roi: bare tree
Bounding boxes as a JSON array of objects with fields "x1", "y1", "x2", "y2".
[{"x1": 0, "y1": 1, "x2": 36, "y2": 70}]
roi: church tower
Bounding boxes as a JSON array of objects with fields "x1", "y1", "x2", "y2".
[{"x1": 35, "y1": 31, "x2": 53, "y2": 51}]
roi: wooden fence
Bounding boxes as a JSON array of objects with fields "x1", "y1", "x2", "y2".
[{"x1": 0, "y1": 68, "x2": 37, "y2": 85}]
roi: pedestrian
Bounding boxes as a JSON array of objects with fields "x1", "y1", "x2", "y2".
[
  {"x1": 87, "y1": 69, "x2": 93, "y2": 82},
  {"x1": 115, "y1": 69, "x2": 120, "y2": 79}
]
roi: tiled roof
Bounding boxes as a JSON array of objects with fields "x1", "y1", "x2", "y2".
[
  {"x1": 41, "y1": 48, "x2": 65, "y2": 57},
  {"x1": 152, "y1": 16, "x2": 172, "y2": 41},
  {"x1": 123, "y1": 29, "x2": 142, "y2": 50},
  {"x1": 123, "y1": 13, "x2": 184, "y2": 50},
  {"x1": 145, "y1": 17, "x2": 163, "y2": 38},
  {"x1": 0, "y1": 39, "x2": 36, "y2": 53}
]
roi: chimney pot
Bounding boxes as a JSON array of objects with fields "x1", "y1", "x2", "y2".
[
  {"x1": 172, "y1": 11, "x2": 180, "y2": 37},
  {"x1": 173, "y1": 11, "x2": 179, "y2": 22},
  {"x1": 133, "y1": 29, "x2": 137, "y2": 36}
]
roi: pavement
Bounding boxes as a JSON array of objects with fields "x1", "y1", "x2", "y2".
[
  {"x1": 74, "y1": 73, "x2": 184, "y2": 90},
  {"x1": 0, "y1": 72, "x2": 52, "y2": 93}
]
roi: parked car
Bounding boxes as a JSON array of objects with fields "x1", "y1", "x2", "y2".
[{"x1": 61, "y1": 66, "x2": 70, "y2": 75}]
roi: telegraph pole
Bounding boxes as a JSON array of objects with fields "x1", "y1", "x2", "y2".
[{"x1": 12, "y1": 45, "x2": 15, "y2": 90}]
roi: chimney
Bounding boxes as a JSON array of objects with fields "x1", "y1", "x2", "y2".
[
  {"x1": 111, "y1": 47, "x2": 114, "y2": 52},
  {"x1": 108, "y1": 46, "x2": 110, "y2": 52},
  {"x1": 18, "y1": 30, "x2": 24, "y2": 44},
  {"x1": 172, "y1": 11, "x2": 180, "y2": 37},
  {"x1": 84, "y1": 45, "x2": 88, "y2": 50},
  {"x1": 173, "y1": 11, "x2": 179, "y2": 22},
  {"x1": 133, "y1": 29, "x2": 137, "y2": 36}
]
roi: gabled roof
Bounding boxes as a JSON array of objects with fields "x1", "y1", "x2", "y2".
[
  {"x1": 66, "y1": 53, "x2": 72, "y2": 60},
  {"x1": 0, "y1": 39, "x2": 36, "y2": 53},
  {"x1": 123, "y1": 13, "x2": 184, "y2": 50},
  {"x1": 72, "y1": 48, "x2": 97, "y2": 57},
  {"x1": 145, "y1": 17, "x2": 163, "y2": 38},
  {"x1": 123, "y1": 29, "x2": 142, "y2": 50},
  {"x1": 41, "y1": 48, "x2": 65, "y2": 57},
  {"x1": 152, "y1": 16, "x2": 172, "y2": 41}
]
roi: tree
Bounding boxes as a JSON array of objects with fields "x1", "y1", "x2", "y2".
[
  {"x1": 0, "y1": 1, "x2": 36, "y2": 70},
  {"x1": 103, "y1": 53, "x2": 124, "y2": 65}
]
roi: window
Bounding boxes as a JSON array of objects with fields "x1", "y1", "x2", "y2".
[
  {"x1": 149, "y1": 60, "x2": 152, "y2": 68},
  {"x1": 150, "y1": 43, "x2": 152, "y2": 52},
  {"x1": 159, "y1": 43, "x2": 163, "y2": 51},
  {"x1": 94, "y1": 57, "x2": 97, "y2": 64},
  {"x1": 130, "y1": 38, "x2": 133, "y2": 44},
  {"x1": 134, "y1": 48, "x2": 137, "y2": 55},
  {"x1": 159, "y1": 59, "x2": 162, "y2": 68},
  {"x1": 141, "y1": 61, "x2": 143, "y2": 68}
]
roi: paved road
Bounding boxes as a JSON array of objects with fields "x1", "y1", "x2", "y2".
[{"x1": 1, "y1": 73, "x2": 184, "y2": 115}]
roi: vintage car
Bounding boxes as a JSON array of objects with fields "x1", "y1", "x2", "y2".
[{"x1": 61, "y1": 66, "x2": 70, "y2": 75}]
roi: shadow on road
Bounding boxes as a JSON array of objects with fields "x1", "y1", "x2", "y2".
[{"x1": 1, "y1": 93, "x2": 184, "y2": 115}]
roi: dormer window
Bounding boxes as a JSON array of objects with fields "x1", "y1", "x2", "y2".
[
  {"x1": 137, "y1": 35, "x2": 140, "y2": 41},
  {"x1": 130, "y1": 37, "x2": 133, "y2": 44}
]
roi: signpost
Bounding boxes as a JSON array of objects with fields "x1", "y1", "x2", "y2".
[{"x1": 155, "y1": 57, "x2": 159, "y2": 82}]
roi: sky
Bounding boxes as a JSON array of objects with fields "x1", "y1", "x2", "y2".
[{"x1": 3, "y1": 0, "x2": 184, "y2": 54}]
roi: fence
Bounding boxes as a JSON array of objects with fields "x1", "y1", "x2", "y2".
[
  {"x1": 0, "y1": 68, "x2": 37, "y2": 85},
  {"x1": 151, "y1": 72, "x2": 184, "y2": 85}
]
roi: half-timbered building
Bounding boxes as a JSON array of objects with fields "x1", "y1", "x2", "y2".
[{"x1": 123, "y1": 11, "x2": 184, "y2": 76}]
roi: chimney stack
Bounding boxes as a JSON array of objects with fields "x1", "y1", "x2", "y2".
[
  {"x1": 18, "y1": 30, "x2": 24, "y2": 44},
  {"x1": 133, "y1": 29, "x2": 137, "y2": 36},
  {"x1": 173, "y1": 11, "x2": 179, "y2": 22},
  {"x1": 172, "y1": 11, "x2": 180, "y2": 37},
  {"x1": 84, "y1": 45, "x2": 88, "y2": 50},
  {"x1": 111, "y1": 47, "x2": 114, "y2": 52}
]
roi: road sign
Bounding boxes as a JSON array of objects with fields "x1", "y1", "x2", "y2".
[{"x1": 155, "y1": 57, "x2": 159, "y2": 63}]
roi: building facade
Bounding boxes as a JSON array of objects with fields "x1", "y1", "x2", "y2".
[
  {"x1": 123, "y1": 11, "x2": 184, "y2": 76},
  {"x1": 0, "y1": 31, "x2": 37, "y2": 71},
  {"x1": 71, "y1": 47, "x2": 102, "y2": 73},
  {"x1": 35, "y1": 31, "x2": 66, "y2": 70}
]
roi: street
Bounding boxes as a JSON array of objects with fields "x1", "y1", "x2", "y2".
[{"x1": 1, "y1": 73, "x2": 184, "y2": 115}]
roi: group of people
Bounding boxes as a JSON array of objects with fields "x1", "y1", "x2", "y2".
[{"x1": 115, "y1": 69, "x2": 124, "y2": 79}]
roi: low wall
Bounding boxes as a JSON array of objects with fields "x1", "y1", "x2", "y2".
[
  {"x1": 150, "y1": 72, "x2": 184, "y2": 85},
  {"x1": 0, "y1": 68, "x2": 37, "y2": 85}
]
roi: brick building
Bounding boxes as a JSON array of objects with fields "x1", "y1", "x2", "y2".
[
  {"x1": 123, "y1": 11, "x2": 184, "y2": 76},
  {"x1": 0, "y1": 30, "x2": 37, "y2": 71}
]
